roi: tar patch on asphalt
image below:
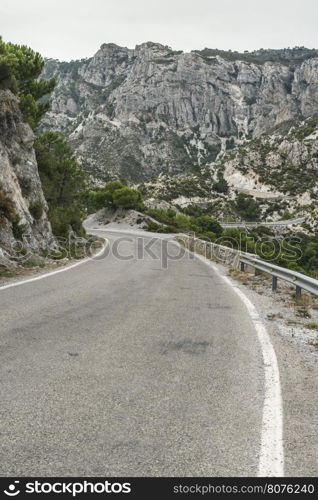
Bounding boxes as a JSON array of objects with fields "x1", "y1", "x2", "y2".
[{"x1": 159, "y1": 339, "x2": 210, "y2": 355}]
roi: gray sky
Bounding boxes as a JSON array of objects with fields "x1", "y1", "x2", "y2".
[{"x1": 1, "y1": 0, "x2": 317, "y2": 61}]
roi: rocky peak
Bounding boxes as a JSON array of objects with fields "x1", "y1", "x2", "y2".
[{"x1": 41, "y1": 44, "x2": 318, "y2": 182}]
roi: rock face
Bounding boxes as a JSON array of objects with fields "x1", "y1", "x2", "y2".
[
  {"x1": 42, "y1": 43, "x2": 318, "y2": 181},
  {"x1": 139, "y1": 115, "x2": 318, "y2": 229},
  {"x1": 220, "y1": 117, "x2": 318, "y2": 201},
  {"x1": 0, "y1": 90, "x2": 53, "y2": 252}
]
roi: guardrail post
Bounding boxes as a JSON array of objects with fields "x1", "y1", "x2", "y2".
[
  {"x1": 272, "y1": 276, "x2": 278, "y2": 292},
  {"x1": 296, "y1": 285, "x2": 302, "y2": 298},
  {"x1": 240, "y1": 261, "x2": 245, "y2": 272}
]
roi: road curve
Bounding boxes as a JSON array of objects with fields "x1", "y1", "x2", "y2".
[{"x1": 0, "y1": 230, "x2": 268, "y2": 476}]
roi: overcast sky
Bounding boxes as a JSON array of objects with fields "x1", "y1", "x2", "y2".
[{"x1": 1, "y1": 0, "x2": 317, "y2": 61}]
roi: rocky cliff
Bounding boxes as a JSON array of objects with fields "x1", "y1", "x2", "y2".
[
  {"x1": 139, "y1": 115, "x2": 318, "y2": 229},
  {"x1": 42, "y1": 43, "x2": 318, "y2": 182},
  {"x1": 0, "y1": 90, "x2": 53, "y2": 255}
]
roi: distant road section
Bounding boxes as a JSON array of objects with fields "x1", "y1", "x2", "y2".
[{"x1": 220, "y1": 217, "x2": 305, "y2": 229}]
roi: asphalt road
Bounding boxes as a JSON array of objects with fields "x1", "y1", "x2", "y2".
[{"x1": 0, "y1": 230, "x2": 269, "y2": 476}]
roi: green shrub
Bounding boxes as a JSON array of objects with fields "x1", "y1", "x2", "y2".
[
  {"x1": 86, "y1": 181, "x2": 124, "y2": 212},
  {"x1": 213, "y1": 177, "x2": 229, "y2": 194},
  {"x1": 166, "y1": 208, "x2": 176, "y2": 219},
  {"x1": 194, "y1": 215, "x2": 223, "y2": 236},
  {"x1": 86, "y1": 182, "x2": 144, "y2": 212},
  {"x1": 175, "y1": 213, "x2": 191, "y2": 229},
  {"x1": 23, "y1": 255, "x2": 45, "y2": 268},
  {"x1": 35, "y1": 132, "x2": 86, "y2": 237},
  {"x1": 201, "y1": 231, "x2": 217, "y2": 242},
  {"x1": 29, "y1": 201, "x2": 44, "y2": 220},
  {"x1": 0, "y1": 188, "x2": 16, "y2": 224},
  {"x1": 234, "y1": 193, "x2": 261, "y2": 221},
  {"x1": 48, "y1": 207, "x2": 85, "y2": 239},
  {"x1": 146, "y1": 208, "x2": 176, "y2": 225},
  {"x1": 112, "y1": 187, "x2": 142, "y2": 209},
  {"x1": 11, "y1": 217, "x2": 27, "y2": 240},
  {"x1": 145, "y1": 221, "x2": 173, "y2": 233}
]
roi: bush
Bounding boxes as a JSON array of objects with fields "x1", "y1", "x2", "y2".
[
  {"x1": 202, "y1": 231, "x2": 217, "y2": 242},
  {"x1": 86, "y1": 182, "x2": 144, "y2": 212},
  {"x1": 213, "y1": 178, "x2": 229, "y2": 194},
  {"x1": 145, "y1": 221, "x2": 172, "y2": 233},
  {"x1": 29, "y1": 201, "x2": 44, "y2": 220},
  {"x1": 175, "y1": 213, "x2": 191, "y2": 230},
  {"x1": 194, "y1": 215, "x2": 223, "y2": 236},
  {"x1": 166, "y1": 208, "x2": 176, "y2": 219},
  {"x1": 146, "y1": 208, "x2": 176, "y2": 225},
  {"x1": 145, "y1": 208, "x2": 224, "y2": 238},
  {"x1": 11, "y1": 217, "x2": 27, "y2": 241},
  {"x1": 0, "y1": 188, "x2": 16, "y2": 224},
  {"x1": 48, "y1": 207, "x2": 85, "y2": 239},
  {"x1": 286, "y1": 261, "x2": 305, "y2": 273},
  {"x1": 234, "y1": 193, "x2": 261, "y2": 221},
  {"x1": 23, "y1": 255, "x2": 45, "y2": 268},
  {"x1": 112, "y1": 187, "x2": 142, "y2": 209},
  {"x1": 86, "y1": 181, "x2": 124, "y2": 212}
]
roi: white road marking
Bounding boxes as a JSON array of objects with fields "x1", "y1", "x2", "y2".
[
  {"x1": 0, "y1": 238, "x2": 108, "y2": 292},
  {"x1": 192, "y1": 252, "x2": 284, "y2": 477},
  {"x1": 1, "y1": 227, "x2": 284, "y2": 476},
  {"x1": 92, "y1": 228, "x2": 285, "y2": 476}
]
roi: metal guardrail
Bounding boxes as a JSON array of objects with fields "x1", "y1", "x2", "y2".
[
  {"x1": 240, "y1": 254, "x2": 318, "y2": 298},
  {"x1": 220, "y1": 217, "x2": 305, "y2": 229},
  {"x1": 177, "y1": 233, "x2": 318, "y2": 298}
]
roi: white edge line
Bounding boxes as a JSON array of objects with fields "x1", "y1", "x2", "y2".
[
  {"x1": 95, "y1": 229, "x2": 284, "y2": 477},
  {"x1": 85, "y1": 229, "x2": 284, "y2": 476},
  {"x1": 0, "y1": 238, "x2": 108, "y2": 292},
  {"x1": 179, "y1": 246, "x2": 284, "y2": 477},
  {"x1": 2, "y1": 228, "x2": 284, "y2": 476}
]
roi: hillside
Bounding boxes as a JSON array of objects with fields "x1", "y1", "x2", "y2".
[
  {"x1": 42, "y1": 43, "x2": 318, "y2": 183},
  {"x1": 0, "y1": 38, "x2": 88, "y2": 270},
  {"x1": 0, "y1": 90, "x2": 53, "y2": 258},
  {"x1": 137, "y1": 116, "x2": 318, "y2": 230}
]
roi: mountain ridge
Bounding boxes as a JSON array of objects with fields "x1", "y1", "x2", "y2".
[
  {"x1": 38, "y1": 42, "x2": 318, "y2": 232},
  {"x1": 40, "y1": 42, "x2": 318, "y2": 183}
]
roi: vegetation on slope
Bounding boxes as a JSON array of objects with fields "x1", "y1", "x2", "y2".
[
  {"x1": 0, "y1": 38, "x2": 89, "y2": 242},
  {"x1": 85, "y1": 179, "x2": 318, "y2": 278},
  {"x1": 86, "y1": 181, "x2": 143, "y2": 213},
  {"x1": 0, "y1": 37, "x2": 55, "y2": 129},
  {"x1": 193, "y1": 46, "x2": 318, "y2": 65},
  {"x1": 35, "y1": 132, "x2": 86, "y2": 238},
  {"x1": 144, "y1": 205, "x2": 318, "y2": 278},
  {"x1": 1, "y1": 36, "x2": 317, "y2": 276}
]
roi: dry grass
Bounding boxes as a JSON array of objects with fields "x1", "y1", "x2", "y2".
[
  {"x1": 304, "y1": 322, "x2": 318, "y2": 330},
  {"x1": 294, "y1": 294, "x2": 313, "y2": 307},
  {"x1": 0, "y1": 266, "x2": 15, "y2": 278},
  {"x1": 267, "y1": 312, "x2": 284, "y2": 320},
  {"x1": 285, "y1": 319, "x2": 303, "y2": 326},
  {"x1": 295, "y1": 306, "x2": 312, "y2": 319},
  {"x1": 228, "y1": 268, "x2": 252, "y2": 282},
  {"x1": 308, "y1": 337, "x2": 318, "y2": 349}
]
